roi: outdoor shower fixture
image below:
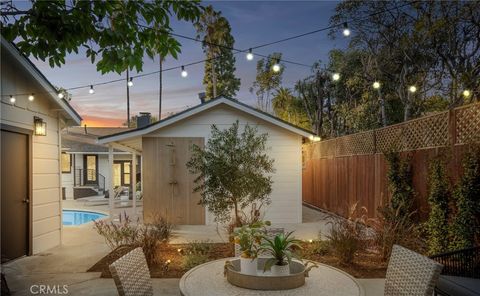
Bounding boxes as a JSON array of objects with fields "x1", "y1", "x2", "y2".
[{"x1": 167, "y1": 142, "x2": 177, "y2": 222}]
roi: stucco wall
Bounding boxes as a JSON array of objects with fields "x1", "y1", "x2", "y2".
[
  {"x1": 146, "y1": 104, "x2": 303, "y2": 224},
  {"x1": 1, "y1": 51, "x2": 64, "y2": 254}
]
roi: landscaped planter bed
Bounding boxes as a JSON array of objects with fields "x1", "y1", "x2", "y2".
[{"x1": 87, "y1": 242, "x2": 387, "y2": 279}]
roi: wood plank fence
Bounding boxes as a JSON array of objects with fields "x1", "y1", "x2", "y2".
[{"x1": 302, "y1": 102, "x2": 480, "y2": 219}]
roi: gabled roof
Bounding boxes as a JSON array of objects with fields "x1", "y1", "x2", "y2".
[
  {"x1": 1, "y1": 37, "x2": 82, "y2": 125},
  {"x1": 98, "y1": 96, "x2": 314, "y2": 145}
]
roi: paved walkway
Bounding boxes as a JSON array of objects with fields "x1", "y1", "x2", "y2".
[{"x1": 2, "y1": 204, "x2": 383, "y2": 295}]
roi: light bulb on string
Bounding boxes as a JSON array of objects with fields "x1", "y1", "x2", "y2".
[
  {"x1": 246, "y1": 48, "x2": 254, "y2": 61},
  {"x1": 272, "y1": 59, "x2": 281, "y2": 72},
  {"x1": 181, "y1": 66, "x2": 188, "y2": 78},
  {"x1": 89, "y1": 85, "x2": 95, "y2": 94},
  {"x1": 462, "y1": 90, "x2": 471, "y2": 98},
  {"x1": 372, "y1": 81, "x2": 381, "y2": 89},
  {"x1": 332, "y1": 73, "x2": 340, "y2": 81},
  {"x1": 342, "y1": 22, "x2": 351, "y2": 37},
  {"x1": 9, "y1": 95, "x2": 16, "y2": 104},
  {"x1": 28, "y1": 93, "x2": 35, "y2": 101},
  {"x1": 408, "y1": 85, "x2": 417, "y2": 93},
  {"x1": 128, "y1": 78, "x2": 133, "y2": 87},
  {"x1": 58, "y1": 92, "x2": 64, "y2": 99}
]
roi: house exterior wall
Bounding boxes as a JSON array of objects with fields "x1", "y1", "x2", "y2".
[
  {"x1": 61, "y1": 153, "x2": 132, "y2": 199},
  {"x1": 1, "y1": 52, "x2": 64, "y2": 254},
  {"x1": 146, "y1": 104, "x2": 303, "y2": 224}
]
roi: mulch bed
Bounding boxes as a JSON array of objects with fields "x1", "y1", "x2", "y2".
[{"x1": 88, "y1": 242, "x2": 386, "y2": 279}]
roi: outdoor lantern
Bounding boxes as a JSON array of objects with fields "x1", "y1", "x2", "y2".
[{"x1": 34, "y1": 116, "x2": 47, "y2": 136}]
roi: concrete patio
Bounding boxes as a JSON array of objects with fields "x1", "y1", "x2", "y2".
[{"x1": 2, "y1": 205, "x2": 384, "y2": 295}]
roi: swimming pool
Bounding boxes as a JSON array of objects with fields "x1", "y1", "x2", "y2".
[{"x1": 62, "y1": 210, "x2": 107, "y2": 226}]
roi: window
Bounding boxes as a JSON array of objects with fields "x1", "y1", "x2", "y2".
[{"x1": 61, "y1": 153, "x2": 71, "y2": 173}]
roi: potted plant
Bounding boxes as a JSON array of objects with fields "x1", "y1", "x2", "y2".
[
  {"x1": 258, "y1": 231, "x2": 302, "y2": 276},
  {"x1": 234, "y1": 225, "x2": 264, "y2": 275}
]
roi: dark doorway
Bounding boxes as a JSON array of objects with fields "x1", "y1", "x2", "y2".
[
  {"x1": 83, "y1": 154, "x2": 98, "y2": 185},
  {"x1": 1, "y1": 129, "x2": 30, "y2": 262}
]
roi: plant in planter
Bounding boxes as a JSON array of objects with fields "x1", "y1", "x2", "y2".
[
  {"x1": 258, "y1": 231, "x2": 302, "y2": 276},
  {"x1": 234, "y1": 225, "x2": 264, "y2": 275}
]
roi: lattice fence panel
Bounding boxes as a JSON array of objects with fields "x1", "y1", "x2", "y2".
[
  {"x1": 335, "y1": 131, "x2": 375, "y2": 156},
  {"x1": 315, "y1": 139, "x2": 336, "y2": 158},
  {"x1": 455, "y1": 103, "x2": 480, "y2": 145},
  {"x1": 376, "y1": 125, "x2": 403, "y2": 152},
  {"x1": 401, "y1": 112, "x2": 449, "y2": 150}
]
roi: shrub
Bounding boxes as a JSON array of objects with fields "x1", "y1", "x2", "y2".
[
  {"x1": 384, "y1": 150, "x2": 415, "y2": 214},
  {"x1": 450, "y1": 146, "x2": 480, "y2": 250},
  {"x1": 93, "y1": 212, "x2": 141, "y2": 250},
  {"x1": 181, "y1": 253, "x2": 209, "y2": 270},
  {"x1": 181, "y1": 240, "x2": 212, "y2": 270},
  {"x1": 301, "y1": 238, "x2": 330, "y2": 258},
  {"x1": 325, "y1": 204, "x2": 367, "y2": 264},
  {"x1": 425, "y1": 157, "x2": 451, "y2": 255},
  {"x1": 369, "y1": 204, "x2": 422, "y2": 261},
  {"x1": 93, "y1": 212, "x2": 172, "y2": 265}
]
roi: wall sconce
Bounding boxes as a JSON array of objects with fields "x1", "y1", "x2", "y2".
[
  {"x1": 308, "y1": 135, "x2": 321, "y2": 142},
  {"x1": 34, "y1": 116, "x2": 47, "y2": 136}
]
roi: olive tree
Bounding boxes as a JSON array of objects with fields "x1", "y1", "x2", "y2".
[{"x1": 186, "y1": 121, "x2": 275, "y2": 226}]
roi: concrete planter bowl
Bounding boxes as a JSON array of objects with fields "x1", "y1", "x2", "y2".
[{"x1": 224, "y1": 258, "x2": 317, "y2": 290}]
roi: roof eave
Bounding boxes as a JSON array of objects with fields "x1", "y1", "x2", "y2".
[
  {"x1": 97, "y1": 96, "x2": 315, "y2": 144},
  {"x1": 1, "y1": 37, "x2": 82, "y2": 125}
]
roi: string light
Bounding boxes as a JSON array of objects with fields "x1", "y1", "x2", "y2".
[
  {"x1": 181, "y1": 66, "x2": 188, "y2": 78},
  {"x1": 408, "y1": 85, "x2": 417, "y2": 93},
  {"x1": 372, "y1": 81, "x2": 381, "y2": 89},
  {"x1": 342, "y1": 22, "x2": 351, "y2": 37},
  {"x1": 246, "y1": 48, "x2": 254, "y2": 61},
  {"x1": 332, "y1": 73, "x2": 340, "y2": 81},
  {"x1": 89, "y1": 85, "x2": 95, "y2": 94},
  {"x1": 462, "y1": 90, "x2": 471, "y2": 98},
  {"x1": 272, "y1": 59, "x2": 281, "y2": 72},
  {"x1": 0, "y1": 2, "x2": 414, "y2": 99},
  {"x1": 9, "y1": 95, "x2": 16, "y2": 104},
  {"x1": 28, "y1": 93, "x2": 35, "y2": 101}
]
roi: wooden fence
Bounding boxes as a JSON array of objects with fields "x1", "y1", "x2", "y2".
[{"x1": 302, "y1": 102, "x2": 480, "y2": 219}]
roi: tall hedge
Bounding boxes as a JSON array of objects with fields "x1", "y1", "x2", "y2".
[
  {"x1": 450, "y1": 147, "x2": 480, "y2": 250},
  {"x1": 425, "y1": 157, "x2": 450, "y2": 255},
  {"x1": 384, "y1": 150, "x2": 415, "y2": 214}
]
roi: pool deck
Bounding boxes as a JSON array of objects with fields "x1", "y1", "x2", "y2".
[{"x1": 2, "y1": 202, "x2": 384, "y2": 295}]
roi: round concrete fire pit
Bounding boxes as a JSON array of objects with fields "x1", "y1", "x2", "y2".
[{"x1": 179, "y1": 258, "x2": 365, "y2": 296}]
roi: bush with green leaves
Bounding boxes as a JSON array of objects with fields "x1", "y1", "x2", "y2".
[
  {"x1": 449, "y1": 147, "x2": 480, "y2": 250},
  {"x1": 187, "y1": 121, "x2": 275, "y2": 227},
  {"x1": 425, "y1": 157, "x2": 451, "y2": 255},
  {"x1": 181, "y1": 240, "x2": 213, "y2": 270},
  {"x1": 326, "y1": 204, "x2": 368, "y2": 264},
  {"x1": 93, "y1": 212, "x2": 172, "y2": 265},
  {"x1": 384, "y1": 150, "x2": 415, "y2": 214}
]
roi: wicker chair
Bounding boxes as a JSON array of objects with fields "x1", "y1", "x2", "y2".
[
  {"x1": 385, "y1": 244, "x2": 443, "y2": 296},
  {"x1": 109, "y1": 247, "x2": 153, "y2": 296}
]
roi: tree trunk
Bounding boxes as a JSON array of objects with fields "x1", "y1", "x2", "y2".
[
  {"x1": 233, "y1": 200, "x2": 241, "y2": 226},
  {"x1": 212, "y1": 59, "x2": 217, "y2": 98},
  {"x1": 159, "y1": 55, "x2": 163, "y2": 120},
  {"x1": 379, "y1": 89, "x2": 387, "y2": 126}
]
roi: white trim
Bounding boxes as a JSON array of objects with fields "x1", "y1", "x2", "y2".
[
  {"x1": 63, "y1": 151, "x2": 131, "y2": 155},
  {"x1": 98, "y1": 97, "x2": 314, "y2": 145},
  {"x1": 1, "y1": 38, "x2": 82, "y2": 125}
]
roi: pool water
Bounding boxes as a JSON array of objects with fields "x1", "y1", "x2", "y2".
[{"x1": 62, "y1": 210, "x2": 107, "y2": 226}]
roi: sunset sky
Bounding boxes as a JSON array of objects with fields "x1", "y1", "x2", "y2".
[{"x1": 31, "y1": 1, "x2": 346, "y2": 127}]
